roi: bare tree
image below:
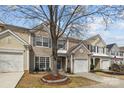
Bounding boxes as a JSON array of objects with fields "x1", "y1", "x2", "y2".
[{"x1": 0, "y1": 5, "x2": 124, "y2": 76}]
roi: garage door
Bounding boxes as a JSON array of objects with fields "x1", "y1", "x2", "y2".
[
  {"x1": 101, "y1": 60, "x2": 110, "y2": 70},
  {"x1": 0, "y1": 52, "x2": 23, "y2": 72},
  {"x1": 74, "y1": 59, "x2": 88, "y2": 73}
]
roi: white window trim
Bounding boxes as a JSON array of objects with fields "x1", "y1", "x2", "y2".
[
  {"x1": 42, "y1": 36, "x2": 49, "y2": 48},
  {"x1": 35, "y1": 36, "x2": 42, "y2": 46},
  {"x1": 35, "y1": 36, "x2": 50, "y2": 48},
  {"x1": 34, "y1": 56, "x2": 50, "y2": 70}
]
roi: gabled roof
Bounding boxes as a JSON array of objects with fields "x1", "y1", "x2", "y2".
[
  {"x1": 32, "y1": 22, "x2": 49, "y2": 30},
  {"x1": 67, "y1": 40, "x2": 91, "y2": 55},
  {"x1": 0, "y1": 29, "x2": 29, "y2": 46},
  {"x1": 84, "y1": 34, "x2": 106, "y2": 45},
  {"x1": 0, "y1": 23, "x2": 30, "y2": 33},
  {"x1": 107, "y1": 43, "x2": 117, "y2": 51},
  {"x1": 68, "y1": 37, "x2": 82, "y2": 42}
]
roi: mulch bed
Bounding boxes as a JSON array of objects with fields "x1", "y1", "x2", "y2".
[
  {"x1": 42, "y1": 73, "x2": 66, "y2": 80},
  {"x1": 41, "y1": 73, "x2": 70, "y2": 85}
]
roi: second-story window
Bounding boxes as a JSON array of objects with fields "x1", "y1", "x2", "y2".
[
  {"x1": 98, "y1": 47, "x2": 104, "y2": 54},
  {"x1": 43, "y1": 37, "x2": 49, "y2": 47},
  {"x1": 111, "y1": 51, "x2": 115, "y2": 55},
  {"x1": 116, "y1": 52, "x2": 118, "y2": 56},
  {"x1": 35, "y1": 36, "x2": 42, "y2": 46},
  {"x1": 35, "y1": 36, "x2": 50, "y2": 48},
  {"x1": 120, "y1": 52, "x2": 123, "y2": 56},
  {"x1": 91, "y1": 45, "x2": 96, "y2": 52},
  {"x1": 97, "y1": 46, "x2": 99, "y2": 53},
  {"x1": 103, "y1": 48, "x2": 105, "y2": 54},
  {"x1": 58, "y1": 40, "x2": 65, "y2": 49}
]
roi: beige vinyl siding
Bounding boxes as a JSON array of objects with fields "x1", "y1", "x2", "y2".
[
  {"x1": 0, "y1": 35, "x2": 24, "y2": 49},
  {"x1": 74, "y1": 46, "x2": 89, "y2": 60}
]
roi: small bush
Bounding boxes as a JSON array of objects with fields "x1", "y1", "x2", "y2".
[{"x1": 111, "y1": 63, "x2": 120, "y2": 72}]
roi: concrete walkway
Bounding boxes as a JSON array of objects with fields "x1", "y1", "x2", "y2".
[
  {"x1": 0, "y1": 72, "x2": 24, "y2": 88},
  {"x1": 74, "y1": 73, "x2": 124, "y2": 88}
]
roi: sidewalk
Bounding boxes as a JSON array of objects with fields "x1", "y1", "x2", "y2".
[{"x1": 71, "y1": 72, "x2": 124, "y2": 88}]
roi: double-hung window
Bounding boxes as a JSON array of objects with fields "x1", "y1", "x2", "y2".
[
  {"x1": 35, "y1": 36, "x2": 50, "y2": 48},
  {"x1": 58, "y1": 40, "x2": 65, "y2": 49},
  {"x1": 99, "y1": 47, "x2": 103, "y2": 54},
  {"x1": 91, "y1": 46, "x2": 96, "y2": 52},
  {"x1": 43, "y1": 37, "x2": 49, "y2": 47},
  {"x1": 35, "y1": 36, "x2": 42, "y2": 46},
  {"x1": 111, "y1": 51, "x2": 115, "y2": 55},
  {"x1": 120, "y1": 52, "x2": 123, "y2": 56}
]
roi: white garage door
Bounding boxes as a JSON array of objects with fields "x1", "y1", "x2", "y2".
[
  {"x1": 74, "y1": 59, "x2": 88, "y2": 73},
  {"x1": 0, "y1": 52, "x2": 24, "y2": 72},
  {"x1": 101, "y1": 60, "x2": 110, "y2": 70}
]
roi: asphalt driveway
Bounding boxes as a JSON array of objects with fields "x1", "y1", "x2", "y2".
[{"x1": 0, "y1": 72, "x2": 24, "y2": 88}]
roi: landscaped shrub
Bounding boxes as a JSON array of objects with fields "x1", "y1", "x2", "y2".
[
  {"x1": 46, "y1": 67, "x2": 51, "y2": 72},
  {"x1": 111, "y1": 63, "x2": 120, "y2": 72},
  {"x1": 119, "y1": 64, "x2": 124, "y2": 71}
]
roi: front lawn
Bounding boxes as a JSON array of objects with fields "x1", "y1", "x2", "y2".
[
  {"x1": 16, "y1": 72, "x2": 98, "y2": 88},
  {"x1": 95, "y1": 72, "x2": 124, "y2": 80}
]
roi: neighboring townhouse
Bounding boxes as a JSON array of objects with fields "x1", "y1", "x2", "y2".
[
  {"x1": 0, "y1": 23, "x2": 31, "y2": 72},
  {"x1": 83, "y1": 34, "x2": 111, "y2": 70},
  {"x1": 107, "y1": 43, "x2": 124, "y2": 64},
  {"x1": 119, "y1": 47, "x2": 124, "y2": 64}
]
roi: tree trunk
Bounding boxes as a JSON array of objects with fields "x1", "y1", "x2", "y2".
[{"x1": 51, "y1": 38, "x2": 58, "y2": 76}]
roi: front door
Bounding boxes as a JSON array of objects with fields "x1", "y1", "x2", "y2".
[
  {"x1": 57, "y1": 56, "x2": 66, "y2": 71},
  {"x1": 94, "y1": 58, "x2": 100, "y2": 70},
  {"x1": 57, "y1": 57, "x2": 62, "y2": 69}
]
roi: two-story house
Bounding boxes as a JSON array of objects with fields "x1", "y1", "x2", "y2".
[
  {"x1": 0, "y1": 23, "x2": 123, "y2": 74},
  {"x1": 30, "y1": 25, "x2": 91, "y2": 73},
  {"x1": 107, "y1": 43, "x2": 124, "y2": 64},
  {"x1": 0, "y1": 23, "x2": 92, "y2": 74},
  {"x1": 119, "y1": 46, "x2": 124, "y2": 64},
  {"x1": 83, "y1": 34, "x2": 111, "y2": 70}
]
